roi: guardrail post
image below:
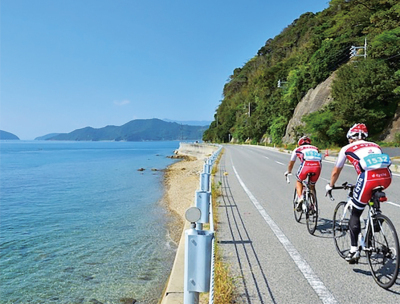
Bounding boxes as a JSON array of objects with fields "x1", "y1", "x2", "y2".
[
  {"x1": 184, "y1": 207, "x2": 213, "y2": 304},
  {"x1": 195, "y1": 190, "x2": 211, "y2": 226},
  {"x1": 203, "y1": 162, "x2": 211, "y2": 174},
  {"x1": 200, "y1": 173, "x2": 210, "y2": 192}
]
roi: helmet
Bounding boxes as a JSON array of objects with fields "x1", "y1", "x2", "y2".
[
  {"x1": 298, "y1": 136, "x2": 311, "y2": 146},
  {"x1": 347, "y1": 123, "x2": 368, "y2": 140}
]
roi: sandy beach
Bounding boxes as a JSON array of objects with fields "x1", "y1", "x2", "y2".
[
  {"x1": 160, "y1": 143, "x2": 218, "y2": 304},
  {"x1": 163, "y1": 143, "x2": 217, "y2": 244},
  {"x1": 163, "y1": 155, "x2": 203, "y2": 243}
]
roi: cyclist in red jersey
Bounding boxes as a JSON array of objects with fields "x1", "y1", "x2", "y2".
[
  {"x1": 326, "y1": 123, "x2": 392, "y2": 263},
  {"x1": 285, "y1": 136, "x2": 322, "y2": 211}
]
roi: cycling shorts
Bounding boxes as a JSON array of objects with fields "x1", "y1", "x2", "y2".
[
  {"x1": 352, "y1": 168, "x2": 392, "y2": 209},
  {"x1": 296, "y1": 161, "x2": 321, "y2": 185}
]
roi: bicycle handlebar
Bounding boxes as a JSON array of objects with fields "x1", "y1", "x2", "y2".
[
  {"x1": 327, "y1": 182, "x2": 354, "y2": 201},
  {"x1": 285, "y1": 173, "x2": 292, "y2": 184}
]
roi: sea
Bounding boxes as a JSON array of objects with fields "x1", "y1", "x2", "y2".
[{"x1": 0, "y1": 140, "x2": 183, "y2": 304}]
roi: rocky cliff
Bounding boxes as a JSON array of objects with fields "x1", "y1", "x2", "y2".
[
  {"x1": 381, "y1": 106, "x2": 400, "y2": 142},
  {"x1": 282, "y1": 71, "x2": 399, "y2": 144},
  {"x1": 282, "y1": 73, "x2": 336, "y2": 144}
]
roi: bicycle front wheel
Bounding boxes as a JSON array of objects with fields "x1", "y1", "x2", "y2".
[
  {"x1": 293, "y1": 189, "x2": 302, "y2": 223},
  {"x1": 366, "y1": 213, "x2": 400, "y2": 289},
  {"x1": 306, "y1": 192, "x2": 318, "y2": 235},
  {"x1": 333, "y1": 201, "x2": 351, "y2": 258}
]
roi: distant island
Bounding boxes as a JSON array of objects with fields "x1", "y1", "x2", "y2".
[
  {"x1": 42, "y1": 118, "x2": 208, "y2": 141},
  {"x1": 35, "y1": 133, "x2": 62, "y2": 140},
  {"x1": 0, "y1": 130, "x2": 20, "y2": 140}
]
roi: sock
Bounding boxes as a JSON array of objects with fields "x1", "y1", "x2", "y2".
[{"x1": 350, "y1": 246, "x2": 358, "y2": 253}]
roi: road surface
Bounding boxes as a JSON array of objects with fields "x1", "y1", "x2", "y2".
[{"x1": 216, "y1": 144, "x2": 400, "y2": 304}]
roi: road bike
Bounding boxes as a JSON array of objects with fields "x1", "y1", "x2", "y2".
[
  {"x1": 286, "y1": 173, "x2": 318, "y2": 235},
  {"x1": 328, "y1": 182, "x2": 400, "y2": 289}
]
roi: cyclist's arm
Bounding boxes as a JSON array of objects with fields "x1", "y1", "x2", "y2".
[
  {"x1": 287, "y1": 160, "x2": 295, "y2": 173},
  {"x1": 329, "y1": 166, "x2": 343, "y2": 187}
]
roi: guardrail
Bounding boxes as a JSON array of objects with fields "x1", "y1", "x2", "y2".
[{"x1": 184, "y1": 145, "x2": 222, "y2": 304}]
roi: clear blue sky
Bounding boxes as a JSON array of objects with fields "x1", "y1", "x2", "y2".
[{"x1": 1, "y1": 0, "x2": 329, "y2": 140}]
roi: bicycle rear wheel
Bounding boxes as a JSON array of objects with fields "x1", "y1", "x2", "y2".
[
  {"x1": 366, "y1": 214, "x2": 400, "y2": 289},
  {"x1": 306, "y1": 192, "x2": 318, "y2": 235},
  {"x1": 293, "y1": 189, "x2": 302, "y2": 222},
  {"x1": 333, "y1": 201, "x2": 351, "y2": 258}
]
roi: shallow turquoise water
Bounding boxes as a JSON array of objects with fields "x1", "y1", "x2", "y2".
[{"x1": 0, "y1": 141, "x2": 180, "y2": 304}]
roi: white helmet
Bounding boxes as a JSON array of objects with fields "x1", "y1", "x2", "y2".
[{"x1": 347, "y1": 123, "x2": 368, "y2": 140}]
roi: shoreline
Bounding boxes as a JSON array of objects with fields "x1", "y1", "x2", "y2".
[
  {"x1": 160, "y1": 143, "x2": 218, "y2": 304},
  {"x1": 163, "y1": 154, "x2": 202, "y2": 244}
]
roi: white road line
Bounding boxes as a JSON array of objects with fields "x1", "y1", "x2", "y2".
[
  {"x1": 384, "y1": 201, "x2": 400, "y2": 208},
  {"x1": 275, "y1": 161, "x2": 285, "y2": 165},
  {"x1": 232, "y1": 164, "x2": 338, "y2": 304}
]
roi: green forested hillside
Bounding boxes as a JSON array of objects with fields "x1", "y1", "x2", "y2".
[
  {"x1": 203, "y1": 0, "x2": 400, "y2": 147},
  {"x1": 47, "y1": 119, "x2": 207, "y2": 141}
]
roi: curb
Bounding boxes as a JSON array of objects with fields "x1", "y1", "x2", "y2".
[{"x1": 160, "y1": 222, "x2": 190, "y2": 304}]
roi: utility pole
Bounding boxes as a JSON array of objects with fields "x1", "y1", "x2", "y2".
[
  {"x1": 277, "y1": 79, "x2": 287, "y2": 88},
  {"x1": 350, "y1": 38, "x2": 367, "y2": 59}
]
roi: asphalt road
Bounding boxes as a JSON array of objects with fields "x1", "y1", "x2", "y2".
[{"x1": 216, "y1": 144, "x2": 400, "y2": 304}]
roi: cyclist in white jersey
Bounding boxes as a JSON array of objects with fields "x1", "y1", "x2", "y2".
[
  {"x1": 285, "y1": 136, "x2": 322, "y2": 211},
  {"x1": 326, "y1": 123, "x2": 392, "y2": 263}
]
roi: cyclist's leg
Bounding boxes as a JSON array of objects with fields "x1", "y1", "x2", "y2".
[
  {"x1": 347, "y1": 206, "x2": 363, "y2": 263},
  {"x1": 349, "y1": 206, "x2": 363, "y2": 248},
  {"x1": 350, "y1": 172, "x2": 368, "y2": 249},
  {"x1": 295, "y1": 164, "x2": 305, "y2": 199},
  {"x1": 307, "y1": 161, "x2": 321, "y2": 195},
  {"x1": 295, "y1": 180, "x2": 303, "y2": 198}
]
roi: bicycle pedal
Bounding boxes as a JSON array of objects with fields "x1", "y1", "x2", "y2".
[{"x1": 348, "y1": 258, "x2": 359, "y2": 265}]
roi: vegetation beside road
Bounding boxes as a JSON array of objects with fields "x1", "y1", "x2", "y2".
[{"x1": 203, "y1": 0, "x2": 400, "y2": 147}]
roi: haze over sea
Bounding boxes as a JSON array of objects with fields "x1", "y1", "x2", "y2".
[{"x1": 0, "y1": 141, "x2": 181, "y2": 304}]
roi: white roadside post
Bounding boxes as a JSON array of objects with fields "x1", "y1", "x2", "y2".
[
  {"x1": 184, "y1": 207, "x2": 214, "y2": 304},
  {"x1": 195, "y1": 190, "x2": 211, "y2": 230}
]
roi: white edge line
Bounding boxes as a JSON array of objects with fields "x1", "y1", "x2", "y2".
[{"x1": 232, "y1": 164, "x2": 338, "y2": 304}]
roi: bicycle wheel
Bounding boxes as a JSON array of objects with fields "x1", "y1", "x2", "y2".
[
  {"x1": 306, "y1": 192, "x2": 318, "y2": 235},
  {"x1": 365, "y1": 214, "x2": 400, "y2": 289},
  {"x1": 333, "y1": 201, "x2": 351, "y2": 258},
  {"x1": 293, "y1": 189, "x2": 302, "y2": 222}
]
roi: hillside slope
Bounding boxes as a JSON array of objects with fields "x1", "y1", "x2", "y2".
[
  {"x1": 203, "y1": 0, "x2": 400, "y2": 146},
  {"x1": 0, "y1": 130, "x2": 19, "y2": 140},
  {"x1": 47, "y1": 119, "x2": 207, "y2": 141}
]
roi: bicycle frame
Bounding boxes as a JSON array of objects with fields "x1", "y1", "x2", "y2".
[
  {"x1": 339, "y1": 196, "x2": 375, "y2": 253},
  {"x1": 335, "y1": 184, "x2": 385, "y2": 251},
  {"x1": 287, "y1": 173, "x2": 318, "y2": 234},
  {"x1": 330, "y1": 182, "x2": 400, "y2": 289}
]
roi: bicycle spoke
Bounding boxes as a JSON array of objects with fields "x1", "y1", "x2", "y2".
[
  {"x1": 366, "y1": 214, "x2": 400, "y2": 289},
  {"x1": 333, "y1": 201, "x2": 351, "y2": 259},
  {"x1": 293, "y1": 189, "x2": 302, "y2": 223},
  {"x1": 306, "y1": 193, "x2": 318, "y2": 235}
]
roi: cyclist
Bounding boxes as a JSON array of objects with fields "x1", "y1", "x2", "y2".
[
  {"x1": 285, "y1": 136, "x2": 322, "y2": 211},
  {"x1": 325, "y1": 123, "x2": 392, "y2": 263}
]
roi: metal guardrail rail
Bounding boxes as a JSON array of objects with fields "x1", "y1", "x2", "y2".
[{"x1": 184, "y1": 145, "x2": 222, "y2": 304}]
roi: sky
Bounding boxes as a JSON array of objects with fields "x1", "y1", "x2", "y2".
[{"x1": 1, "y1": 0, "x2": 330, "y2": 140}]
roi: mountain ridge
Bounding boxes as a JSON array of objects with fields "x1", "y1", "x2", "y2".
[
  {"x1": 45, "y1": 118, "x2": 207, "y2": 141},
  {"x1": 0, "y1": 130, "x2": 20, "y2": 140}
]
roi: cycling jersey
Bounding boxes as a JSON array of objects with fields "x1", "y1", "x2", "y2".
[
  {"x1": 290, "y1": 145, "x2": 322, "y2": 184},
  {"x1": 335, "y1": 140, "x2": 392, "y2": 208}
]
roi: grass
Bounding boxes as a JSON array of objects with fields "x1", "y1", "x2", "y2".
[{"x1": 209, "y1": 149, "x2": 236, "y2": 304}]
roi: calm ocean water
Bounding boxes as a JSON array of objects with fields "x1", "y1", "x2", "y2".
[{"x1": 0, "y1": 141, "x2": 181, "y2": 304}]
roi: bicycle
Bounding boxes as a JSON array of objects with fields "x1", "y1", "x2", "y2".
[
  {"x1": 286, "y1": 173, "x2": 318, "y2": 235},
  {"x1": 328, "y1": 182, "x2": 400, "y2": 289}
]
